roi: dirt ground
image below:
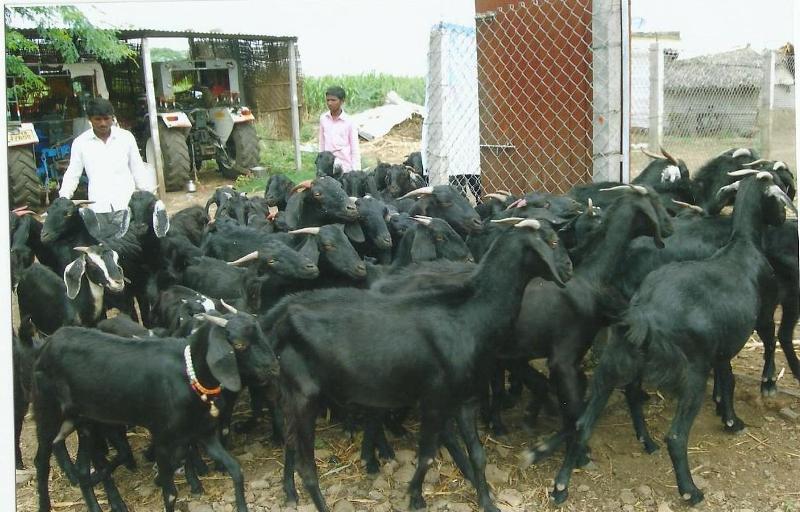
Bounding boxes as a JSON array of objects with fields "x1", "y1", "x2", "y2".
[{"x1": 13, "y1": 130, "x2": 800, "y2": 512}]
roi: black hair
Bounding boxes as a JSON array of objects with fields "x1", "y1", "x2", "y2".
[
  {"x1": 325, "y1": 86, "x2": 346, "y2": 101},
  {"x1": 85, "y1": 97, "x2": 115, "y2": 117}
]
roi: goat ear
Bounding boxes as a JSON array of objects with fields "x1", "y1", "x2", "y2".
[
  {"x1": 63, "y1": 255, "x2": 87, "y2": 300},
  {"x1": 153, "y1": 200, "x2": 170, "y2": 238},
  {"x1": 410, "y1": 230, "x2": 437, "y2": 262},
  {"x1": 113, "y1": 208, "x2": 131, "y2": 238},
  {"x1": 205, "y1": 197, "x2": 218, "y2": 219},
  {"x1": 344, "y1": 221, "x2": 365, "y2": 243},
  {"x1": 78, "y1": 208, "x2": 102, "y2": 239},
  {"x1": 205, "y1": 326, "x2": 242, "y2": 392},
  {"x1": 284, "y1": 189, "x2": 308, "y2": 230},
  {"x1": 299, "y1": 236, "x2": 320, "y2": 265}
]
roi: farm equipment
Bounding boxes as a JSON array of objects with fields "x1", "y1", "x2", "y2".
[
  {"x1": 6, "y1": 62, "x2": 105, "y2": 208},
  {"x1": 138, "y1": 58, "x2": 260, "y2": 191}
]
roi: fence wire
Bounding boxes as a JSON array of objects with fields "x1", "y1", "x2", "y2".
[
  {"x1": 631, "y1": 43, "x2": 796, "y2": 175},
  {"x1": 425, "y1": 0, "x2": 620, "y2": 199}
]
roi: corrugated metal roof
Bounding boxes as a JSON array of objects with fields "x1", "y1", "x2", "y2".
[
  {"x1": 665, "y1": 47, "x2": 763, "y2": 91},
  {"x1": 14, "y1": 27, "x2": 296, "y2": 43}
]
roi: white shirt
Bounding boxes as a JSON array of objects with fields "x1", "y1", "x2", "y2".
[{"x1": 59, "y1": 126, "x2": 154, "y2": 213}]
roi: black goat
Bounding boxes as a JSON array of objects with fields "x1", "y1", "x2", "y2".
[
  {"x1": 150, "y1": 285, "x2": 217, "y2": 336},
  {"x1": 32, "y1": 312, "x2": 279, "y2": 512},
  {"x1": 265, "y1": 217, "x2": 572, "y2": 512},
  {"x1": 265, "y1": 173, "x2": 295, "y2": 210},
  {"x1": 340, "y1": 170, "x2": 378, "y2": 197},
  {"x1": 508, "y1": 186, "x2": 672, "y2": 457},
  {"x1": 391, "y1": 215, "x2": 473, "y2": 267},
  {"x1": 17, "y1": 245, "x2": 125, "y2": 334},
  {"x1": 691, "y1": 147, "x2": 758, "y2": 213},
  {"x1": 403, "y1": 151, "x2": 425, "y2": 177},
  {"x1": 550, "y1": 171, "x2": 794, "y2": 506},
  {"x1": 315, "y1": 151, "x2": 339, "y2": 179},
  {"x1": 401, "y1": 185, "x2": 483, "y2": 237},
  {"x1": 283, "y1": 176, "x2": 359, "y2": 231}
]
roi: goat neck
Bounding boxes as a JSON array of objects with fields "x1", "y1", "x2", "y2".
[
  {"x1": 575, "y1": 196, "x2": 665, "y2": 285},
  {"x1": 468, "y1": 223, "x2": 569, "y2": 330},
  {"x1": 729, "y1": 176, "x2": 782, "y2": 247},
  {"x1": 185, "y1": 321, "x2": 221, "y2": 391}
]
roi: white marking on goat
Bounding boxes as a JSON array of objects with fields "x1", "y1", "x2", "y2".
[
  {"x1": 88, "y1": 280, "x2": 105, "y2": 321},
  {"x1": 726, "y1": 420, "x2": 734, "y2": 427},
  {"x1": 201, "y1": 297, "x2": 216, "y2": 312},
  {"x1": 556, "y1": 483, "x2": 566, "y2": 491},
  {"x1": 682, "y1": 493, "x2": 692, "y2": 500},
  {"x1": 537, "y1": 443, "x2": 549, "y2": 452},
  {"x1": 661, "y1": 165, "x2": 681, "y2": 183}
]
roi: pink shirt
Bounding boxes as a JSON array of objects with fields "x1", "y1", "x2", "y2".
[{"x1": 319, "y1": 110, "x2": 361, "y2": 172}]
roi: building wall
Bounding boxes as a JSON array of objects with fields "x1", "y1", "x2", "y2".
[{"x1": 664, "y1": 89, "x2": 759, "y2": 137}]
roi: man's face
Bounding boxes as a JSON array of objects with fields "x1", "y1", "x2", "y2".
[
  {"x1": 89, "y1": 115, "x2": 113, "y2": 137},
  {"x1": 326, "y1": 95, "x2": 343, "y2": 114}
]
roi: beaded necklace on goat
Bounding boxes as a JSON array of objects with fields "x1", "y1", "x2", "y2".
[{"x1": 184, "y1": 344, "x2": 222, "y2": 417}]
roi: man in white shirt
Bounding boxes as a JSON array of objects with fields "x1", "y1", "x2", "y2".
[{"x1": 59, "y1": 97, "x2": 155, "y2": 213}]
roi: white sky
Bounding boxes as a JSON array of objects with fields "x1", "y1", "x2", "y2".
[{"x1": 4, "y1": 0, "x2": 795, "y2": 75}]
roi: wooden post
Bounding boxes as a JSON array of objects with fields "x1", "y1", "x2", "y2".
[
  {"x1": 142, "y1": 37, "x2": 166, "y2": 197},
  {"x1": 648, "y1": 41, "x2": 664, "y2": 152},
  {"x1": 288, "y1": 40, "x2": 302, "y2": 172}
]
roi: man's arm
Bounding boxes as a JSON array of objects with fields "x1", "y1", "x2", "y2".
[
  {"x1": 318, "y1": 116, "x2": 326, "y2": 152},
  {"x1": 126, "y1": 132, "x2": 156, "y2": 192},
  {"x1": 349, "y1": 122, "x2": 361, "y2": 171},
  {"x1": 59, "y1": 138, "x2": 84, "y2": 199}
]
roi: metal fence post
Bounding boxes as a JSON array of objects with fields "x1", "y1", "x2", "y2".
[
  {"x1": 758, "y1": 50, "x2": 776, "y2": 158},
  {"x1": 648, "y1": 41, "x2": 664, "y2": 151}
]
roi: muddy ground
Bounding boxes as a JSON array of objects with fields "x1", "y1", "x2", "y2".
[{"x1": 13, "y1": 132, "x2": 800, "y2": 512}]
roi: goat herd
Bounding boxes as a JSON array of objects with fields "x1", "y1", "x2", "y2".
[{"x1": 9, "y1": 147, "x2": 800, "y2": 512}]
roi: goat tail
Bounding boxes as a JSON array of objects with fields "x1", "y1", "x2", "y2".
[{"x1": 623, "y1": 310, "x2": 688, "y2": 391}]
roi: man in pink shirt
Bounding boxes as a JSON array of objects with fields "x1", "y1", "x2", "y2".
[{"x1": 318, "y1": 86, "x2": 361, "y2": 173}]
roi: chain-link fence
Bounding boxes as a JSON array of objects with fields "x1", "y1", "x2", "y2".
[
  {"x1": 423, "y1": 0, "x2": 625, "y2": 199},
  {"x1": 631, "y1": 42, "x2": 796, "y2": 176}
]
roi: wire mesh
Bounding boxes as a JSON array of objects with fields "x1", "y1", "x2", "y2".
[
  {"x1": 631, "y1": 42, "x2": 796, "y2": 176},
  {"x1": 471, "y1": 0, "x2": 600, "y2": 196}
]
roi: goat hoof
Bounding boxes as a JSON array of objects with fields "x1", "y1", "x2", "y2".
[
  {"x1": 363, "y1": 459, "x2": 379, "y2": 474},
  {"x1": 761, "y1": 382, "x2": 778, "y2": 397},
  {"x1": 642, "y1": 438, "x2": 660, "y2": 454},
  {"x1": 723, "y1": 418, "x2": 745, "y2": 433},
  {"x1": 189, "y1": 483, "x2": 204, "y2": 496},
  {"x1": 284, "y1": 498, "x2": 298, "y2": 508},
  {"x1": 550, "y1": 486, "x2": 569, "y2": 504},
  {"x1": 681, "y1": 488, "x2": 704, "y2": 505},
  {"x1": 409, "y1": 494, "x2": 427, "y2": 510}
]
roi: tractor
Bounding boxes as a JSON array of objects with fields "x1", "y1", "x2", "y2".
[
  {"x1": 6, "y1": 62, "x2": 106, "y2": 208},
  {"x1": 137, "y1": 58, "x2": 261, "y2": 191}
]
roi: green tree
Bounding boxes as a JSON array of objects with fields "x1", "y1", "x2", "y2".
[
  {"x1": 5, "y1": 6, "x2": 135, "y2": 96},
  {"x1": 150, "y1": 47, "x2": 188, "y2": 62}
]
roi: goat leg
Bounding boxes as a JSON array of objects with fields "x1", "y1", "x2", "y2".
[
  {"x1": 756, "y1": 305, "x2": 780, "y2": 397},
  {"x1": 623, "y1": 380, "x2": 659, "y2": 453},
  {"x1": 714, "y1": 361, "x2": 745, "y2": 433},
  {"x1": 201, "y1": 434, "x2": 249, "y2": 511},
  {"x1": 86, "y1": 426, "x2": 129, "y2": 512},
  {"x1": 407, "y1": 412, "x2": 444, "y2": 511},
  {"x1": 777, "y1": 293, "x2": 800, "y2": 383},
  {"x1": 665, "y1": 375, "x2": 706, "y2": 505},
  {"x1": 456, "y1": 402, "x2": 499, "y2": 512},
  {"x1": 74, "y1": 426, "x2": 104, "y2": 512},
  {"x1": 440, "y1": 421, "x2": 475, "y2": 485}
]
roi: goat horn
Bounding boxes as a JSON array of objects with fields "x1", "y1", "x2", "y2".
[
  {"x1": 671, "y1": 199, "x2": 704, "y2": 214},
  {"x1": 495, "y1": 189, "x2": 513, "y2": 196},
  {"x1": 228, "y1": 251, "x2": 259, "y2": 266},
  {"x1": 513, "y1": 218, "x2": 541, "y2": 230},
  {"x1": 505, "y1": 198, "x2": 527, "y2": 210},
  {"x1": 728, "y1": 169, "x2": 760, "y2": 177},
  {"x1": 641, "y1": 148, "x2": 666, "y2": 160},
  {"x1": 72, "y1": 246, "x2": 90, "y2": 253},
  {"x1": 731, "y1": 148, "x2": 751, "y2": 158},
  {"x1": 774, "y1": 161, "x2": 788, "y2": 171},
  {"x1": 202, "y1": 314, "x2": 229, "y2": 328},
  {"x1": 756, "y1": 171, "x2": 774, "y2": 181},
  {"x1": 659, "y1": 146, "x2": 679, "y2": 165},
  {"x1": 71, "y1": 200, "x2": 95, "y2": 206},
  {"x1": 484, "y1": 193, "x2": 509, "y2": 201},
  {"x1": 767, "y1": 184, "x2": 798, "y2": 214},
  {"x1": 742, "y1": 159, "x2": 769, "y2": 167},
  {"x1": 411, "y1": 216, "x2": 432, "y2": 226},
  {"x1": 220, "y1": 299, "x2": 239, "y2": 315},
  {"x1": 398, "y1": 186, "x2": 434, "y2": 200},
  {"x1": 291, "y1": 180, "x2": 313, "y2": 193},
  {"x1": 631, "y1": 185, "x2": 648, "y2": 195},
  {"x1": 288, "y1": 227, "x2": 321, "y2": 235},
  {"x1": 598, "y1": 185, "x2": 630, "y2": 192},
  {"x1": 587, "y1": 198, "x2": 593, "y2": 208},
  {"x1": 490, "y1": 217, "x2": 526, "y2": 224}
]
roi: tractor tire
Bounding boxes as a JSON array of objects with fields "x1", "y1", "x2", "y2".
[
  {"x1": 218, "y1": 122, "x2": 260, "y2": 179},
  {"x1": 8, "y1": 146, "x2": 42, "y2": 209},
  {"x1": 146, "y1": 128, "x2": 191, "y2": 192}
]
